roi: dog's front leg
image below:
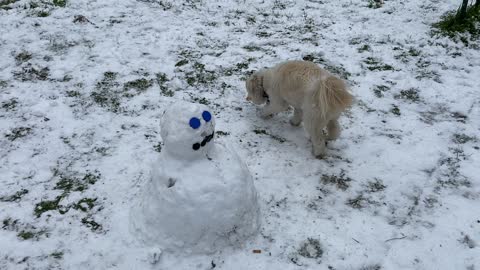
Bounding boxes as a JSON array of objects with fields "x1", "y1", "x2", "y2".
[
  {"x1": 260, "y1": 100, "x2": 288, "y2": 119},
  {"x1": 290, "y1": 108, "x2": 303, "y2": 126}
]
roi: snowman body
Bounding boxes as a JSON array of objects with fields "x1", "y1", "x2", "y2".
[{"x1": 131, "y1": 101, "x2": 260, "y2": 254}]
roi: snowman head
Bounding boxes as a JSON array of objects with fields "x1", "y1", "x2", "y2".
[{"x1": 160, "y1": 101, "x2": 215, "y2": 160}]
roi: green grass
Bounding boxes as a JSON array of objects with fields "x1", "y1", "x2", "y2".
[
  {"x1": 364, "y1": 57, "x2": 394, "y2": 71},
  {"x1": 395, "y1": 88, "x2": 420, "y2": 102},
  {"x1": 91, "y1": 72, "x2": 121, "y2": 112},
  {"x1": 0, "y1": 0, "x2": 18, "y2": 10},
  {"x1": 72, "y1": 198, "x2": 97, "y2": 212},
  {"x1": 0, "y1": 189, "x2": 28, "y2": 202},
  {"x1": 372, "y1": 85, "x2": 390, "y2": 98},
  {"x1": 123, "y1": 78, "x2": 153, "y2": 93},
  {"x1": 298, "y1": 238, "x2": 323, "y2": 259},
  {"x1": 432, "y1": 4, "x2": 480, "y2": 44},
  {"x1": 5, "y1": 127, "x2": 32, "y2": 141},
  {"x1": 321, "y1": 170, "x2": 352, "y2": 191},
  {"x1": 15, "y1": 51, "x2": 32, "y2": 64},
  {"x1": 2, "y1": 99, "x2": 18, "y2": 111},
  {"x1": 34, "y1": 197, "x2": 63, "y2": 217},
  {"x1": 53, "y1": 0, "x2": 66, "y2": 7},
  {"x1": 302, "y1": 54, "x2": 351, "y2": 79},
  {"x1": 390, "y1": 104, "x2": 401, "y2": 116},
  {"x1": 13, "y1": 66, "x2": 49, "y2": 81},
  {"x1": 81, "y1": 217, "x2": 102, "y2": 232},
  {"x1": 156, "y1": 73, "x2": 174, "y2": 97}
]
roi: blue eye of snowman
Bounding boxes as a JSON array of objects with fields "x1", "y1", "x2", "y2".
[
  {"x1": 202, "y1": 111, "x2": 212, "y2": 122},
  {"x1": 189, "y1": 117, "x2": 201, "y2": 129}
]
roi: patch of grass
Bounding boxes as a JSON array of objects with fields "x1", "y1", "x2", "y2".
[
  {"x1": 17, "y1": 230, "x2": 45, "y2": 240},
  {"x1": 432, "y1": 4, "x2": 480, "y2": 44},
  {"x1": 436, "y1": 148, "x2": 472, "y2": 189},
  {"x1": 13, "y1": 65, "x2": 49, "y2": 81},
  {"x1": 189, "y1": 96, "x2": 210, "y2": 105},
  {"x1": 367, "y1": 0, "x2": 383, "y2": 9},
  {"x1": 0, "y1": 189, "x2": 29, "y2": 202},
  {"x1": 346, "y1": 194, "x2": 373, "y2": 209},
  {"x1": 256, "y1": 31, "x2": 272, "y2": 38},
  {"x1": 372, "y1": 85, "x2": 390, "y2": 98},
  {"x1": 15, "y1": 51, "x2": 32, "y2": 64},
  {"x1": 460, "y1": 234, "x2": 476, "y2": 249},
  {"x1": 123, "y1": 78, "x2": 153, "y2": 93},
  {"x1": 81, "y1": 216, "x2": 102, "y2": 232},
  {"x1": 53, "y1": 0, "x2": 66, "y2": 7},
  {"x1": 452, "y1": 133, "x2": 476, "y2": 144},
  {"x1": 390, "y1": 104, "x2": 401, "y2": 116},
  {"x1": 72, "y1": 198, "x2": 97, "y2": 212},
  {"x1": 303, "y1": 54, "x2": 351, "y2": 79},
  {"x1": 364, "y1": 57, "x2": 394, "y2": 71},
  {"x1": 5, "y1": 127, "x2": 32, "y2": 141},
  {"x1": 2, "y1": 218, "x2": 19, "y2": 230},
  {"x1": 91, "y1": 72, "x2": 121, "y2": 112},
  {"x1": 0, "y1": 80, "x2": 7, "y2": 88},
  {"x1": 153, "y1": 142, "x2": 162, "y2": 152},
  {"x1": 253, "y1": 129, "x2": 286, "y2": 143},
  {"x1": 50, "y1": 251, "x2": 64, "y2": 259},
  {"x1": 185, "y1": 62, "x2": 217, "y2": 86},
  {"x1": 17, "y1": 231, "x2": 35, "y2": 240},
  {"x1": 366, "y1": 179, "x2": 386, "y2": 193},
  {"x1": 298, "y1": 238, "x2": 323, "y2": 259},
  {"x1": 242, "y1": 44, "x2": 263, "y2": 52},
  {"x1": 357, "y1": 44, "x2": 371, "y2": 53},
  {"x1": 395, "y1": 47, "x2": 422, "y2": 63},
  {"x1": 395, "y1": 88, "x2": 420, "y2": 102},
  {"x1": 34, "y1": 196, "x2": 64, "y2": 217},
  {"x1": 451, "y1": 111, "x2": 468, "y2": 123},
  {"x1": 216, "y1": 131, "x2": 230, "y2": 136},
  {"x1": 36, "y1": 10, "x2": 50, "y2": 17},
  {"x1": 155, "y1": 73, "x2": 174, "y2": 97},
  {"x1": 66, "y1": 90, "x2": 81, "y2": 98},
  {"x1": 0, "y1": 0, "x2": 19, "y2": 10},
  {"x1": 175, "y1": 59, "x2": 189, "y2": 67},
  {"x1": 222, "y1": 58, "x2": 254, "y2": 76},
  {"x1": 360, "y1": 265, "x2": 382, "y2": 270},
  {"x1": 2, "y1": 99, "x2": 18, "y2": 111},
  {"x1": 54, "y1": 171, "x2": 100, "y2": 193},
  {"x1": 321, "y1": 170, "x2": 352, "y2": 191}
]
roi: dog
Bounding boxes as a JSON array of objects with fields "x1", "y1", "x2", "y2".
[{"x1": 245, "y1": 60, "x2": 353, "y2": 158}]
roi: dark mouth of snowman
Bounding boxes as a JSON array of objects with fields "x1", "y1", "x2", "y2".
[{"x1": 192, "y1": 132, "x2": 215, "y2": 151}]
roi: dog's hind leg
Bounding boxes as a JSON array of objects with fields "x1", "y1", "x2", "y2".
[
  {"x1": 326, "y1": 118, "x2": 340, "y2": 140},
  {"x1": 310, "y1": 124, "x2": 327, "y2": 158},
  {"x1": 304, "y1": 109, "x2": 328, "y2": 158},
  {"x1": 290, "y1": 108, "x2": 303, "y2": 126}
]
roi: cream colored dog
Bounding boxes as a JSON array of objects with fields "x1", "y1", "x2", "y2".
[{"x1": 245, "y1": 60, "x2": 353, "y2": 158}]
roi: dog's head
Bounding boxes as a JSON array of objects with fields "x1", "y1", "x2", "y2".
[{"x1": 245, "y1": 72, "x2": 268, "y2": 105}]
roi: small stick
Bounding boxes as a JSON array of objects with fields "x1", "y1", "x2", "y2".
[{"x1": 385, "y1": 235, "x2": 407, "y2": 242}]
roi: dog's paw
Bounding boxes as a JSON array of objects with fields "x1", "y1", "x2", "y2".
[{"x1": 312, "y1": 143, "x2": 326, "y2": 158}]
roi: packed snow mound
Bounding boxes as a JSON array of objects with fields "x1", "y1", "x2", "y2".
[{"x1": 131, "y1": 101, "x2": 260, "y2": 254}]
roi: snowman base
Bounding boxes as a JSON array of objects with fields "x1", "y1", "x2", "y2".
[{"x1": 130, "y1": 142, "x2": 260, "y2": 254}]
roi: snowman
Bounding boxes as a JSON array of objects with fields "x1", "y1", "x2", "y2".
[{"x1": 131, "y1": 101, "x2": 260, "y2": 254}]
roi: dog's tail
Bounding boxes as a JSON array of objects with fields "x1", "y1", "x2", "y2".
[{"x1": 310, "y1": 75, "x2": 353, "y2": 120}]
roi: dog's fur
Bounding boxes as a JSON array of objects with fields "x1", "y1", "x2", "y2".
[{"x1": 245, "y1": 60, "x2": 353, "y2": 157}]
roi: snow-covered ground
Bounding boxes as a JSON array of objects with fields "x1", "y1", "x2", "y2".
[{"x1": 1, "y1": 0, "x2": 479, "y2": 269}]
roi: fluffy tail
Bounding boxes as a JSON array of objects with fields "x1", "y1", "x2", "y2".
[{"x1": 311, "y1": 75, "x2": 353, "y2": 120}]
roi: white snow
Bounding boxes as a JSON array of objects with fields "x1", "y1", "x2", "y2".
[{"x1": 0, "y1": 0, "x2": 480, "y2": 269}]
